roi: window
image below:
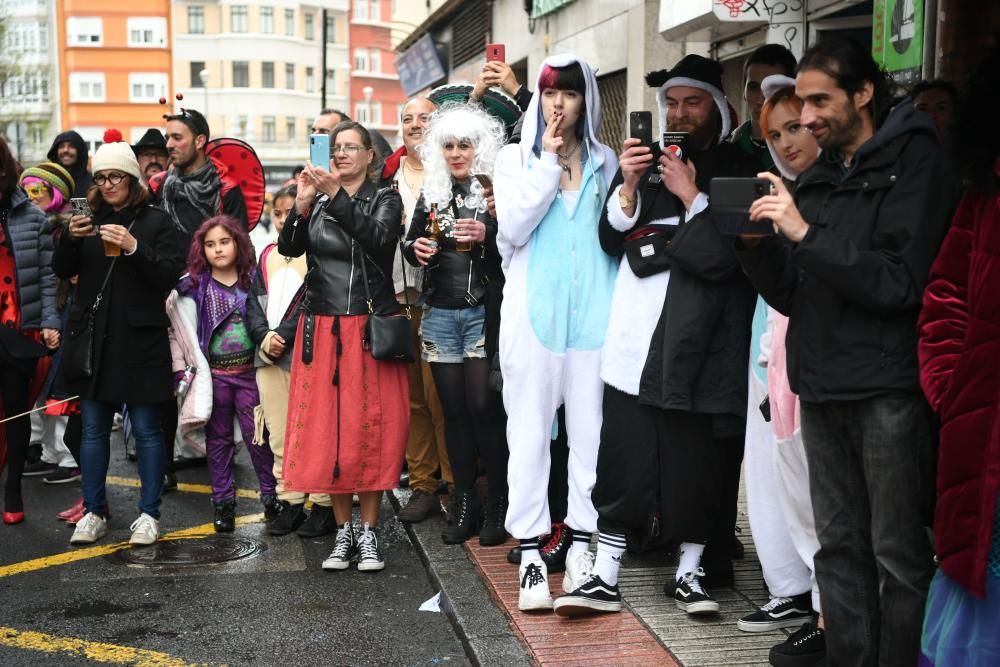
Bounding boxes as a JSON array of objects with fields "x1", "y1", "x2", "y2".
[
  {"x1": 305, "y1": 13, "x2": 314, "y2": 40},
  {"x1": 369, "y1": 0, "x2": 380, "y2": 21},
  {"x1": 353, "y1": 48, "x2": 368, "y2": 71},
  {"x1": 370, "y1": 49, "x2": 381, "y2": 73},
  {"x1": 262, "y1": 116, "x2": 276, "y2": 142},
  {"x1": 325, "y1": 15, "x2": 336, "y2": 40},
  {"x1": 188, "y1": 6, "x2": 204, "y2": 34},
  {"x1": 231, "y1": 6, "x2": 248, "y2": 33},
  {"x1": 262, "y1": 62, "x2": 274, "y2": 88},
  {"x1": 233, "y1": 61, "x2": 249, "y2": 87},
  {"x1": 1, "y1": 73, "x2": 50, "y2": 104},
  {"x1": 353, "y1": 1, "x2": 368, "y2": 20},
  {"x1": 127, "y1": 17, "x2": 167, "y2": 47},
  {"x1": 260, "y1": 7, "x2": 274, "y2": 34},
  {"x1": 284, "y1": 9, "x2": 295, "y2": 36},
  {"x1": 305, "y1": 67, "x2": 315, "y2": 93},
  {"x1": 326, "y1": 68, "x2": 336, "y2": 91},
  {"x1": 285, "y1": 63, "x2": 295, "y2": 89},
  {"x1": 238, "y1": 115, "x2": 248, "y2": 137},
  {"x1": 354, "y1": 103, "x2": 379, "y2": 125},
  {"x1": 190, "y1": 61, "x2": 206, "y2": 87},
  {"x1": 286, "y1": 117, "x2": 297, "y2": 141},
  {"x1": 69, "y1": 73, "x2": 105, "y2": 102},
  {"x1": 4, "y1": 22, "x2": 48, "y2": 52},
  {"x1": 66, "y1": 17, "x2": 103, "y2": 46},
  {"x1": 129, "y1": 73, "x2": 168, "y2": 103}
]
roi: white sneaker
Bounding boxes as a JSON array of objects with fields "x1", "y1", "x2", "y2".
[
  {"x1": 518, "y1": 560, "x2": 553, "y2": 611},
  {"x1": 563, "y1": 550, "x2": 596, "y2": 594},
  {"x1": 129, "y1": 513, "x2": 160, "y2": 545},
  {"x1": 70, "y1": 512, "x2": 107, "y2": 545}
]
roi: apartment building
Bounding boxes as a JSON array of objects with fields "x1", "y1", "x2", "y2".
[{"x1": 348, "y1": 0, "x2": 402, "y2": 147}]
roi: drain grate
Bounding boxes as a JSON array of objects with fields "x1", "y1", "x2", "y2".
[{"x1": 115, "y1": 536, "x2": 266, "y2": 566}]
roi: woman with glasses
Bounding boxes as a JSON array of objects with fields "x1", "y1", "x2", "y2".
[
  {"x1": 279, "y1": 121, "x2": 407, "y2": 573},
  {"x1": 402, "y1": 104, "x2": 508, "y2": 546},
  {"x1": 0, "y1": 138, "x2": 62, "y2": 525},
  {"x1": 53, "y1": 130, "x2": 185, "y2": 546}
]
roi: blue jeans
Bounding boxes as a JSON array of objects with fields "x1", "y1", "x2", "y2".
[
  {"x1": 81, "y1": 400, "x2": 164, "y2": 519},
  {"x1": 801, "y1": 394, "x2": 936, "y2": 667}
]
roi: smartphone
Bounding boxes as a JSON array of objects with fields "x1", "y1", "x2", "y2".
[
  {"x1": 662, "y1": 132, "x2": 689, "y2": 162},
  {"x1": 309, "y1": 133, "x2": 331, "y2": 170},
  {"x1": 710, "y1": 177, "x2": 775, "y2": 236},
  {"x1": 629, "y1": 111, "x2": 654, "y2": 155},
  {"x1": 69, "y1": 197, "x2": 92, "y2": 218},
  {"x1": 486, "y1": 43, "x2": 505, "y2": 63},
  {"x1": 473, "y1": 174, "x2": 493, "y2": 190}
]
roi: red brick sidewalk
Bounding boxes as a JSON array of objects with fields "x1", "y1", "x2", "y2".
[{"x1": 464, "y1": 538, "x2": 681, "y2": 666}]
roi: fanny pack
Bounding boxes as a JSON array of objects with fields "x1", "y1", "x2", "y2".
[{"x1": 623, "y1": 225, "x2": 677, "y2": 278}]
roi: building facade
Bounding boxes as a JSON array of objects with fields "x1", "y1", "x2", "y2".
[{"x1": 348, "y1": 0, "x2": 403, "y2": 147}]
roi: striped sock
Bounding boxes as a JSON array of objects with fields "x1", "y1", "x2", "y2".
[
  {"x1": 594, "y1": 532, "x2": 627, "y2": 587},
  {"x1": 520, "y1": 538, "x2": 543, "y2": 566},
  {"x1": 567, "y1": 529, "x2": 593, "y2": 558},
  {"x1": 675, "y1": 542, "x2": 705, "y2": 582}
]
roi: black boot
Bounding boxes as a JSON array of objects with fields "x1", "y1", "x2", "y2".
[
  {"x1": 213, "y1": 499, "x2": 236, "y2": 533},
  {"x1": 479, "y1": 496, "x2": 508, "y2": 547},
  {"x1": 267, "y1": 501, "x2": 306, "y2": 536},
  {"x1": 261, "y1": 495, "x2": 282, "y2": 522},
  {"x1": 441, "y1": 490, "x2": 481, "y2": 544},
  {"x1": 297, "y1": 505, "x2": 336, "y2": 538}
]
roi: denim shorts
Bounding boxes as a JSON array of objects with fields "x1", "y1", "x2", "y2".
[{"x1": 418, "y1": 305, "x2": 487, "y2": 363}]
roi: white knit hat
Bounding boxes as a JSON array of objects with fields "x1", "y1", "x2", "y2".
[{"x1": 91, "y1": 129, "x2": 142, "y2": 181}]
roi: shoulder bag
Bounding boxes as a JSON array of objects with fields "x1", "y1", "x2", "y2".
[
  {"x1": 62, "y1": 258, "x2": 118, "y2": 382},
  {"x1": 358, "y1": 245, "x2": 416, "y2": 363}
]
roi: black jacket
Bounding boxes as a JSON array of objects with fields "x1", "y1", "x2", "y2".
[
  {"x1": 1, "y1": 188, "x2": 59, "y2": 333},
  {"x1": 600, "y1": 140, "x2": 760, "y2": 421},
  {"x1": 278, "y1": 181, "x2": 403, "y2": 316},
  {"x1": 736, "y1": 100, "x2": 956, "y2": 403},
  {"x1": 47, "y1": 131, "x2": 94, "y2": 197},
  {"x1": 401, "y1": 184, "x2": 501, "y2": 309},
  {"x1": 52, "y1": 203, "x2": 185, "y2": 402}
]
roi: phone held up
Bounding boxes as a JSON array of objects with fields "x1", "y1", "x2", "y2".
[
  {"x1": 69, "y1": 197, "x2": 98, "y2": 235},
  {"x1": 710, "y1": 177, "x2": 776, "y2": 237},
  {"x1": 629, "y1": 111, "x2": 654, "y2": 155},
  {"x1": 309, "y1": 133, "x2": 331, "y2": 171},
  {"x1": 485, "y1": 43, "x2": 505, "y2": 63}
]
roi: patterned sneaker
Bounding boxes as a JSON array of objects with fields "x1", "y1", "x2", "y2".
[
  {"x1": 671, "y1": 568, "x2": 720, "y2": 615},
  {"x1": 356, "y1": 522, "x2": 385, "y2": 572},
  {"x1": 70, "y1": 512, "x2": 108, "y2": 545},
  {"x1": 129, "y1": 513, "x2": 160, "y2": 546},
  {"x1": 321, "y1": 523, "x2": 357, "y2": 571},
  {"x1": 554, "y1": 575, "x2": 623, "y2": 617},
  {"x1": 518, "y1": 561, "x2": 553, "y2": 611},
  {"x1": 737, "y1": 593, "x2": 813, "y2": 632},
  {"x1": 540, "y1": 522, "x2": 570, "y2": 573},
  {"x1": 562, "y1": 550, "x2": 595, "y2": 594}
]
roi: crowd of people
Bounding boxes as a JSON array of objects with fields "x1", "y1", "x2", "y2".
[{"x1": 1, "y1": 34, "x2": 999, "y2": 667}]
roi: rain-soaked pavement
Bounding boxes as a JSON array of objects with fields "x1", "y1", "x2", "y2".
[{"x1": 0, "y1": 436, "x2": 469, "y2": 666}]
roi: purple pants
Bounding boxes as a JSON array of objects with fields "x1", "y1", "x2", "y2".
[{"x1": 206, "y1": 371, "x2": 277, "y2": 503}]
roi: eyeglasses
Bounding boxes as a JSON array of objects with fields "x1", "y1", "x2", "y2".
[
  {"x1": 94, "y1": 172, "x2": 127, "y2": 186},
  {"x1": 332, "y1": 144, "x2": 365, "y2": 155},
  {"x1": 24, "y1": 184, "x2": 51, "y2": 197}
]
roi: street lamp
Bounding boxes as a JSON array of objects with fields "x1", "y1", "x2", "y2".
[
  {"x1": 199, "y1": 68, "x2": 210, "y2": 123},
  {"x1": 363, "y1": 85, "x2": 374, "y2": 126}
]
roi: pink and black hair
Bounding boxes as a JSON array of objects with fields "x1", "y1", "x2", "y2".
[
  {"x1": 537, "y1": 62, "x2": 586, "y2": 96},
  {"x1": 186, "y1": 215, "x2": 256, "y2": 290}
]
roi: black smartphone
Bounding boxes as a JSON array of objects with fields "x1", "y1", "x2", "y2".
[
  {"x1": 662, "y1": 131, "x2": 689, "y2": 162},
  {"x1": 629, "y1": 111, "x2": 653, "y2": 155},
  {"x1": 710, "y1": 177, "x2": 775, "y2": 236}
]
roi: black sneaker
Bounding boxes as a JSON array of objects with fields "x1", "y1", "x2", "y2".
[
  {"x1": 261, "y1": 495, "x2": 282, "y2": 522},
  {"x1": 322, "y1": 522, "x2": 357, "y2": 570},
  {"x1": 553, "y1": 575, "x2": 623, "y2": 617},
  {"x1": 42, "y1": 467, "x2": 81, "y2": 484},
  {"x1": 540, "y1": 522, "x2": 570, "y2": 573},
  {"x1": 213, "y1": 499, "x2": 236, "y2": 533},
  {"x1": 356, "y1": 522, "x2": 385, "y2": 572},
  {"x1": 738, "y1": 593, "x2": 813, "y2": 632},
  {"x1": 297, "y1": 505, "x2": 336, "y2": 538},
  {"x1": 163, "y1": 472, "x2": 178, "y2": 493},
  {"x1": 22, "y1": 461, "x2": 59, "y2": 477},
  {"x1": 267, "y1": 502, "x2": 306, "y2": 536},
  {"x1": 670, "y1": 568, "x2": 720, "y2": 615},
  {"x1": 769, "y1": 623, "x2": 826, "y2": 667}
]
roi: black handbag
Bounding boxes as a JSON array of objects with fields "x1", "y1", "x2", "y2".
[
  {"x1": 358, "y1": 245, "x2": 415, "y2": 362},
  {"x1": 62, "y1": 258, "x2": 117, "y2": 382},
  {"x1": 623, "y1": 225, "x2": 676, "y2": 278}
]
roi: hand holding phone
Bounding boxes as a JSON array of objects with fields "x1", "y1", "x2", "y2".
[
  {"x1": 485, "y1": 43, "x2": 505, "y2": 63},
  {"x1": 309, "y1": 134, "x2": 331, "y2": 171},
  {"x1": 711, "y1": 177, "x2": 775, "y2": 237}
]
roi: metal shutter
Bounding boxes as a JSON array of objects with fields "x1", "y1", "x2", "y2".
[
  {"x1": 450, "y1": 0, "x2": 489, "y2": 69},
  {"x1": 597, "y1": 69, "x2": 626, "y2": 150}
]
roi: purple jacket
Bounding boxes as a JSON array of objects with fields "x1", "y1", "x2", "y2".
[{"x1": 176, "y1": 271, "x2": 250, "y2": 360}]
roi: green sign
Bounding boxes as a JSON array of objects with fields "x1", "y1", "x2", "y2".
[
  {"x1": 872, "y1": 0, "x2": 924, "y2": 84},
  {"x1": 531, "y1": 0, "x2": 577, "y2": 20}
]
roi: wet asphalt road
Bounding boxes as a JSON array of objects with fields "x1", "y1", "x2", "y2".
[{"x1": 0, "y1": 437, "x2": 470, "y2": 666}]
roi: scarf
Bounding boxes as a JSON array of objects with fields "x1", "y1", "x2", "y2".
[{"x1": 162, "y1": 160, "x2": 222, "y2": 234}]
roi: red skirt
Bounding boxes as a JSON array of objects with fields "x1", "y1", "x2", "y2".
[{"x1": 283, "y1": 314, "x2": 409, "y2": 494}]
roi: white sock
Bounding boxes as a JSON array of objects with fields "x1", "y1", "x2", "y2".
[
  {"x1": 567, "y1": 529, "x2": 592, "y2": 559},
  {"x1": 520, "y1": 539, "x2": 543, "y2": 566},
  {"x1": 593, "y1": 532, "x2": 627, "y2": 587},
  {"x1": 675, "y1": 542, "x2": 705, "y2": 582}
]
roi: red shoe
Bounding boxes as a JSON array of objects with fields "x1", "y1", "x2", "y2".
[
  {"x1": 66, "y1": 503, "x2": 110, "y2": 526},
  {"x1": 57, "y1": 498, "x2": 85, "y2": 521},
  {"x1": 3, "y1": 511, "x2": 25, "y2": 525}
]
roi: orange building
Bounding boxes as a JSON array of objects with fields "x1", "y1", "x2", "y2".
[{"x1": 57, "y1": 0, "x2": 173, "y2": 154}]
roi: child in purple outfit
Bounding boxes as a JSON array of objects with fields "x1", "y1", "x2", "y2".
[{"x1": 176, "y1": 215, "x2": 278, "y2": 532}]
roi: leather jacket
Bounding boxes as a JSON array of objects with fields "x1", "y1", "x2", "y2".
[{"x1": 278, "y1": 180, "x2": 404, "y2": 316}]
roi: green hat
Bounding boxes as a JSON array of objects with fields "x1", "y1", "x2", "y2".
[
  {"x1": 19, "y1": 162, "x2": 75, "y2": 199},
  {"x1": 427, "y1": 83, "x2": 523, "y2": 128}
]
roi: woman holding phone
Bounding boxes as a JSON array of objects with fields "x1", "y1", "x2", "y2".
[{"x1": 402, "y1": 104, "x2": 507, "y2": 546}]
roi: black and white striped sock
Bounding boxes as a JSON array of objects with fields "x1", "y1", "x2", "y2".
[
  {"x1": 567, "y1": 529, "x2": 593, "y2": 558},
  {"x1": 594, "y1": 532, "x2": 627, "y2": 586},
  {"x1": 520, "y1": 538, "x2": 542, "y2": 566}
]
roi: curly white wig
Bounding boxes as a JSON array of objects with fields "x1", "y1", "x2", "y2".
[{"x1": 417, "y1": 103, "x2": 507, "y2": 210}]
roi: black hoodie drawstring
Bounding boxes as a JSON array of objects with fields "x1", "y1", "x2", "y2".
[{"x1": 332, "y1": 316, "x2": 342, "y2": 480}]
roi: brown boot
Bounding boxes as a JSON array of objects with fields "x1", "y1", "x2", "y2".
[{"x1": 398, "y1": 490, "x2": 442, "y2": 523}]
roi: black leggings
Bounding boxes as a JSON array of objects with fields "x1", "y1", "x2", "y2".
[
  {"x1": 1, "y1": 357, "x2": 38, "y2": 513},
  {"x1": 430, "y1": 359, "x2": 508, "y2": 498}
]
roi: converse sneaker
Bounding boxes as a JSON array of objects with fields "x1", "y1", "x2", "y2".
[
  {"x1": 356, "y1": 523, "x2": 385, "y2": 572},
  {"x1": 70, "y1": 512, "x2": 108, "y2": 545},
  {"x1": 321, "y1": 523, "x2": 357, "y2": 571},
  {"x1": 42, "y1": 467, "x2": 81, "y2": 484},
  {"x1": 769, "y1": 622, "x2": 826, "y2": 667},
  {"x1": 562, "y1": 550, "x2": 596, "y2": 594},
  {"x1": 671, "y1": 568, "x2": 720, "y2": 615},
  {"x1": 553, "y1": 575, "x2": 623, "y2": 617},
  {"x1": 737, "y1": 593, "x2": 813, "y2": 632},
  {"x1": 540, "y1": 522, "x2": 570, "y2": 573},
  {"x1": 518, "y1": 561, "x2": 553, "y2": 611},
  {"x1": 129, "y1": 513, "x2": 159, "y2": 546}
]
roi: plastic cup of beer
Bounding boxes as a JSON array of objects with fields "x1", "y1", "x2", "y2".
[
  {"x1": 103, "y1": 238, "x2": 121, "y2": 257},
  {"x1": 454, "y1": 219, "x2": 473, "y2": 253}
]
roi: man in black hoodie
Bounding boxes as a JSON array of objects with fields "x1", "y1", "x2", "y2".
[
  {"x1": 737, "y1": 38, "x2": 956, "y2": 666},
  {"x1": 47, "y1": 131, "x2": 94, "y2": 197}
]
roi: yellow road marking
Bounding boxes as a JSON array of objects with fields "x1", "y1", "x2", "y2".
[
  {"x1": 0, "y1": 514, "x2": 265, "y2": 579},
  {"x1": 105, "y1": 476, "x2": 259, "y2": 500},
  {"x1": 0, "y1": 626, "x2": 210, "y2": 666}
]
